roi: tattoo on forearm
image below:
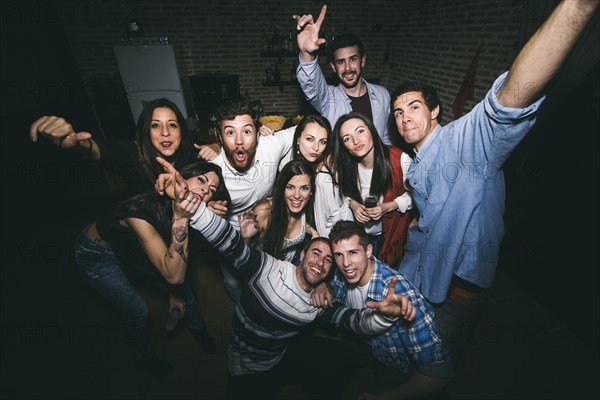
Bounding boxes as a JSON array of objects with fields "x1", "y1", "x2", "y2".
[
  {"x1": 165, "y1": 244, "x2": 188, "y2": 264},
  {"x1": 173, "y1": 226, "x2": 188, "y2": 243},
  {"x1": 174, "y1": 244, "x2": 188, "y2": 264},
  {"x1": 166, "y1": 249, "x2": 175, "y2": 260}
]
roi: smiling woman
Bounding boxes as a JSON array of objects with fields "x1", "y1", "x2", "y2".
[
  {"x1": 148, "y1": 107, "x2": 182, "y2": 158},
  {"x1": 29, "y1": 98, "x2": 195, "y2": 199},
  {"x1": 240, "y1": 159, "x2": 318, "y2": 263}
]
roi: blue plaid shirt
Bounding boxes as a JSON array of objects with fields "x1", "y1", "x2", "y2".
[{"x1": 331, "y1": 258, "x2": 451, "y2": 375}]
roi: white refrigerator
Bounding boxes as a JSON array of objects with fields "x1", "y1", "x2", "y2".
[{"x1": 113, "y1": 43, "x2": 188, "y2": 125}]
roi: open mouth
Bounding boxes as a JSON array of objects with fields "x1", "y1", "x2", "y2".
[
  {"x1": 343, "y1": 268, "x2": 358, "y2": 280},
  {"x1": 234, "y1": 150, "x2": 247, "y2": 162},
  {"x1": 161, "y1": 141, "x2": 173, "y2": 148}
]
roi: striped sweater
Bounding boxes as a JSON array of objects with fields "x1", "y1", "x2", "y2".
[{"x1": 190, "y1": 202, "x2": 397, "y2": 375}]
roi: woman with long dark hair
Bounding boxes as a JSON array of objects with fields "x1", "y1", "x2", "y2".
[
  {"x1": 30, "y1": 98, "x2": 197, "y2": 199},
  {"x1": 241, "y1": 159, "x2": 318, "y2": 263},
  {"x1": 73, "y1": 161, "x2": 230, "y2": 377},
  {"x1": 333, "y1": 112, "x2": 412, "y2": 267},
  {"x1": 279, "y1": 114, "x2": 352, "y2": 237}
]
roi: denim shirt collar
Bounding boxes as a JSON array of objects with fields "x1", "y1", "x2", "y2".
[{"x1": 413, "y1": 124, "x2": 442, "y2": 164}]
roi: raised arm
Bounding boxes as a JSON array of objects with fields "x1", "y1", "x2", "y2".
[
  {"x1": 293, "y1": 4, "x2": 327, "y2": 62},
  {"x1": 497, "y1": 0, "x2": 599, "y2": 108},
  {"x1": 319, "y1": 279, "x2": 416, "y2": 335},
  {"x1": 156, "y1": 157, "x2": 261, "y2": 278},
  {"x1": 30, "y1": 115, "x2": 100, "y2": 160},
  {"x1": 126, "y1": 170, "x2": 201, "y2": 285}
]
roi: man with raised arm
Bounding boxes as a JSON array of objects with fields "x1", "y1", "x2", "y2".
[
  {"x1": 294, "y1": 5, "x2": 394, "y2": 145},
  {"x1": 388, "y1": 0, "x2": 599, "y2": 360}
]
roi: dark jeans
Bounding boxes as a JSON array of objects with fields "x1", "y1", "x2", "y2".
[
  {"x1": 433, "y1": 292, "x2": 485, "y2": 361},
  {"x1": 73, "y1": 229, "x2": 206, "y2": 358}
]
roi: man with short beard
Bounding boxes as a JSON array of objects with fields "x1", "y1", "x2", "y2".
[
  {"x1": 294, "y1": 5, "x2": 394, "y2": 145},
  {"x1": 206, "y1": 99, "x2": 296, "y2": 300}
]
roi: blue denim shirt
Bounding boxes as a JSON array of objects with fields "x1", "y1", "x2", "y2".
[
  {"x1": 400, "y1": 72, "x2": 545, "y2": 303},
  {"x1": 297, "y1": 56, "x2": 393, "y2": 145},
  {"x1": 331, "y1": 258, "x2": 452, "y2": 376}
]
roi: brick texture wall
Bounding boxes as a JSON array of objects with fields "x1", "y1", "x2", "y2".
[{"x1": 54, "y1": 0, "x2": 527, "y2": 126}]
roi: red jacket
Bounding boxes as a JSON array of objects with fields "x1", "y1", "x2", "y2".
[{"x1": 379, "y1": 146, "x2": 411, "y2": 268}]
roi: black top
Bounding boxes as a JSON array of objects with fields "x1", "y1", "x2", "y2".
[
  {"x1": 94, "y1": 136, "x2": 152, "y2": 198},
  {"x1": 96, "y1": 194, "x2": 171, "y2": 282},
  {"x1": 94, "y1": 135, "x2": 195, "y2": 200},
  {"x1": 348, "y1": 91, "x2": 373, "y2": 125}
]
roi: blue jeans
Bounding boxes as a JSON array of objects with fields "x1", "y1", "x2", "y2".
[{"x1": 73, "y1": 229, "x2": 206, "y2": 358}]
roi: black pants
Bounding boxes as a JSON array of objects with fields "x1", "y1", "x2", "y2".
[{"x1": 225, "y1": 333, "x2": 369, "y2": 399}]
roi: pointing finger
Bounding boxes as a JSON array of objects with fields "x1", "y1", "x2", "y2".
[{"x1": 315, "y1": 4, "x2": 327, "y2": 26}]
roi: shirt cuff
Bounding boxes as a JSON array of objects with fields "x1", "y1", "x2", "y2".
[
  {"x1": 189, "y1": 201, "x2": 208, "y2": 228},
  {"x1": 394, "y1": 193, "x2": 413, "y2": 213},
  {"x1": 298, "y1": 54, "x2": 319, "y2": 67}
]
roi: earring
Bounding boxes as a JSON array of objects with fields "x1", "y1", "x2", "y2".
[{"x1": 296, "y1": 148, "x2": 300, "y2": 155}]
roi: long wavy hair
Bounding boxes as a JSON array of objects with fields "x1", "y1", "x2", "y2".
[
  {"x1": 262, "y1": 159, "x2": 315, "y2": 260},
  {"x1": 118, "y1": 161, "x2": 230, "y2": 241},
  {"x1": 332, "y1": 112, "x2": 391, "y2": 204},
  {"x1": 135, "y1": 98, "x2": 193, "y2": 188}
]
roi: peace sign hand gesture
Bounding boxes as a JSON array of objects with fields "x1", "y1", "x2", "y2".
[{"x1": 366, "y1": 278, "x2": 417, "y2": 321}]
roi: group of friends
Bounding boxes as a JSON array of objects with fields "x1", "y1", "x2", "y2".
[{"x1": 28, "y1": 1, "x2": 598, "y2": 399}]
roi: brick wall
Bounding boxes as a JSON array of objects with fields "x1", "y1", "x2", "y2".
[
  {"x1": 54, "y1": 0, "x2": 527, "y2": 125},
  {"x1": 386, "y1": 0, "x2": 523, "y2": 123}
]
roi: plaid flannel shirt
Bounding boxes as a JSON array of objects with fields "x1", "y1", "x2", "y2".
[{"x1": 331, "y1": 257, "x2": 450, "y2": 375}]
